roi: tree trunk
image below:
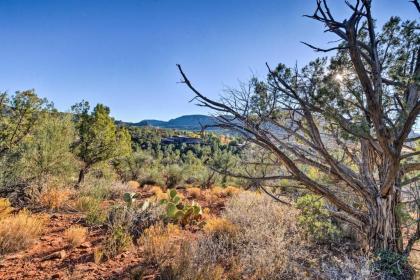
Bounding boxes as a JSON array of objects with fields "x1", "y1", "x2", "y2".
[
  {"x1": 76, "y1": 167, "x2": 89, "y2": 188},
  {"x1": 368, "y1": 193, "x2": 403, "y2": 253}
]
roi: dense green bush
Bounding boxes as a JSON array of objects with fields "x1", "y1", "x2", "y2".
[
  {"x1": 0, "y1": 92, "x2": 70, "y2": 191},
  {"x1": 296, "y1": 194, "x2": 340, "y2": 242},
  {"x1": 19, "y1": 112, "x2": 77, "y2": 185},
  {"x1": 373, "y1": 250, "x2": 411, "y2": 279}
]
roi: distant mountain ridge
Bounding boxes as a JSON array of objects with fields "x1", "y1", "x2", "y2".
[
  {"x1": 123, "y1": 114, "x2": 218, "y2": 131},
  {"x1": 121, "y1": 114, "x2": 420, "y2": 136}
]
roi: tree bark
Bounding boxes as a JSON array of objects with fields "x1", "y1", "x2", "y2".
[
  {"x1": 76, "y1": 166, "x2": 89, "y2": 188},
  {"x1": 367, "y1": 193, "x2": 403, "y2": 253}
]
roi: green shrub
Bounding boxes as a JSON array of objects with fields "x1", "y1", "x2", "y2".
[
  {"x1": 296, "y1": 194, "x2": 340, "y2": 241},
  {"x1": 107, "y1": 203, "x2": 136, "y2": 230},
  {"x1": 139, "y1": 165, "x2": 165, "y2": 187},
  {"x1": 107, "y1": 200, "x2": 163, "y2": 245},
  {"x1": 102, "y1": 225, "x2": 132, "y2": 259},
  {"x1": 197, "y1": 169, "x2": 218, "y2": 189},
  {"x1": 164, "y1": 165, "x2": 183, "y2": 188},
  {"x1": 79, "y1": 178, "x2": 113, "y2": 200},
  {"x1": 373, "y1": 250, "x2": 411, "y2": 279},
  {"x1": 19, "y1": 112, "x2": 77, "y2": 185},
  {"x1": 112, "y1": 151, "x2": 151, "y2": 182},
  {"x1": 76, "y1": 196, "x2": 107, "y2": 225}
]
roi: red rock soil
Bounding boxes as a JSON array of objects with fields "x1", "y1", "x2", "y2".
[
  {"x1": 0, "y1": 211, "x2": 145, "y2": 280},
  {"x1": 0, "y1": 187, "x2": 227, "y2": 280}
]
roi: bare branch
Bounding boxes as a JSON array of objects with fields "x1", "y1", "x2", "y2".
[
  {"x1": 410, "y1": 0, "x2": 420, "y2": 13},
  {"x1": 301, "y1": 41, "x2": 348, "y2": 52}
]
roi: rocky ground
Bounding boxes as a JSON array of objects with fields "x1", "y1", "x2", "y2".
[{"x1": 0, "y1": 212, "x2": 145, "y2": 280}]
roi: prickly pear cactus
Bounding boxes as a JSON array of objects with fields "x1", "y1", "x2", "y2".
[
  {"x1": 123, "y1": 192, "x2": 137, "y2": 207},
  {"x1": 161, "y1": 189, "x2": 203, "y2": 227}
]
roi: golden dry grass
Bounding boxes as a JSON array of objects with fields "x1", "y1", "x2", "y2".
[
  {"x1": 149, "y1": 186, "x2": 168, "y2": 201},
  {"x1": 210, "y1": 186, "x2": 227, "y2": 198},
  {"x1": 64, "y1": 225, "x2": 88, "y2": 247},
  {"x1": 0, "y1": 198, "x2": 13, "y2": 219},
  {"x1": 185, "y1": 187, "x2": 202, "y2": 199},
  {"x1": 127, "y1": 180, "x2": 140, "y2": 189},
  {"x1": 202, "y1": 192, "x2": 224, "y2": 208},
  {"x1": 39, "y1": 188, "x2": 72, "y2": 210},
  {"x1": 203, "y1": 216, "x2": 238, "y2": 237},
  {"x1": 224, "y1": 186, "x2": 241, "y2": 197},
  {"x1": 75, "y1": 196, "x2": 98, "y2": 212},
  {"x1": 140, "y1": 223, "x2": 184, "y2": 267},
  {"x1": 0, "y1": 209, "x2": 46, "y2": 255},
  {"x1": 187, "y1": 191, "x2": 307, "y2": 279}
]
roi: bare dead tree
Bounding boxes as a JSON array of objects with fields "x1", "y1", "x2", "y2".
[{"x1": 177, "y1": 0, "x2": 419, "y2": 255}]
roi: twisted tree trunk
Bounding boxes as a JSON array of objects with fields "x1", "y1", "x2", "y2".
[{"x1": 368, "y1": 193, "x2": 403, "y2": 253}]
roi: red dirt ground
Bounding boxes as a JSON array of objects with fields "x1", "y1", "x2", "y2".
[{"x1": 0, "y1": 212, "x2": 147, "y2": 280}]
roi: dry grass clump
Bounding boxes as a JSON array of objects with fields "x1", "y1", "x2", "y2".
[
  {"x1": 75, "y1": 196, "x2": 96, "y2": 212},
  {"x1": 224, "y1": 186, "x2": 241, "y2": 197},
  {"x1": 202, "y1": 192, "x2": 224, "y2": 208},
  {"x1": 210, "y1": 186, "x2": 227, "y2": 198},
  {"x1": 140, "y1": 223, "x2": 184, "y2": 267},
  {"x1": 139, "y1": 222, "x2": 194, "y2": 278},
  {"x1": 321, "y1": 255, "x2": 371, "y2": 279},
  {"x1": 101, "y1": 225, "x2": 133, "y2": 259},
  {"x1": 0, "y1": 198, "x2": 13, "y2": 219},
  {"x1": 107, "y1": 181, "x2": 135, "y2": 200},
  {"x1": 64, "y1": 225, "x2": 88, "y2": 247},
  {"x1": 203, "y1": 216, "x2": 237, "y2": 237},
  {"x1": 185, "y1": 187, "x2": 202, "y2": 199},
  {"x1": 186, "y1": 191, "x2": 308, "y2": 279},
  {"x1": 149, "y1": 186, "x2": 168, "y2": 201},
  {"x1": 39, "y1": 188, "x2": 72, "y2": 210},
  {"x1": 0, "y1": 209, "x2": 46, "y2": 255},
  {"x1": 127, "y1": 180, "x2": 140, "y2": 189},
  {"x1": 136, "y1": 223, "x2": 205, "y2": 280}
]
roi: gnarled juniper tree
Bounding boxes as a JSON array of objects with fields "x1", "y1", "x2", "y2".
[
  {"x1": 177, "y1": 0, "x2": 419, "y2": 254},
  {"x1": 72, "y1": 102, "x2": 131, "y2": 186}
]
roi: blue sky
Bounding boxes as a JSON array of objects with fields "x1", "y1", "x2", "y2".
[{"x1": 0, "y1": 0, "x2": 417, "y2": 122}]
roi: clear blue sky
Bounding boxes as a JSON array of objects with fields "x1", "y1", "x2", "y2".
[{"x1": 0, "y1": 0, "x2": 417, "y2": 122}]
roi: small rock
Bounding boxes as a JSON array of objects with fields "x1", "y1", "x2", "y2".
[
  {"x1": 79, "y1": 242, "x2": 91, "y2": 249},
  {"x1": 51, "y1": 273, "x2": 62, "y2": 279},
  {"x1": 41, "y1": 250, "x2": 66, "y2": 261}
]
